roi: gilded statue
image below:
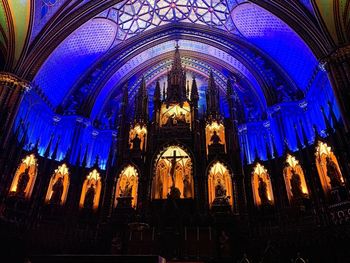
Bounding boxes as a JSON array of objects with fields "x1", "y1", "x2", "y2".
[
  {"x1": 325, "y1": 157, "x2": 343, "y2": 188},
  {"x1": 210, "y1": 130, "x2": 221, "y2": 145},
  {"x1": 16, "y1": 167, "x2": 30, "y2": 197},
  {"x1": 120, "y1": 180, "x2": 133, "y2": 197},
  {"x1": 131, "y1": 133, "x2": 141, "y2": 151},
  {"x1": 215, "y1": 179, "x2": 226, "y2": 198}
]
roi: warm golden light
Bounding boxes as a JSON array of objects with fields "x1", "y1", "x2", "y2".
[
  {"x1": 160, "y1": 102, "x2": 191, "y2": 128},
  {"x1": 208, "y1": 162, "x2": 233, "y2": 208},
  {"x1": 251, "y1": 163, "x2": 274, "y2": 207},
  {"x1": 315, "y1": 141, "x2": 344, "y2": 194},
  {"x1": 205, "y1": 121, "x2": 226, "y2": 154},
  {"x1": 79, "y1": 169, "x2": 102, "y2": 211},
  {"x1": 283, "y1": 155, "x2": 309, "y2": 202},
  {"x1": 115, "y1": 165, "x2": 139, "y2": 208},
  {"x1": 9, "y1": 154, "x2": 38, "y2": 199},
  {"x1": 152, "y1": 146, "x2": 193, "y2": 199},
  {"x1": 45, "y1": 164, "x2": 70, "y2": 205},
  {"x1": 129, "y1": 124, "x2": 147, "y2": 151}
]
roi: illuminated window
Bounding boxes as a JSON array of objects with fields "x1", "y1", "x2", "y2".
[
  {"x1": 283, "y1": 155, "x2": 309, "y2": 203},
  {"x1": 315, "y1": 141, "x2": 344, "y2": 194},
  {"x1": 9, "y1": 154, "x2": 38, "y2": 200},
  {"x1": 129, "y1": 124, "x2": 147, "y2": 151},
  {"x1": 152, "y1": 145, "x2": 193, "y2": 199},
  {"x1": 251, "y1": 163, "x2": 274, "y2": 207},
  {"x1": 208, "y1": 162, "x2": 233, "y2": 208},
  {"x1": 79, "y1": 169, "x2": 102, "y2": 211},
  {"x1": 114, "y1": 165, "x2": 139, "y2": 208},
  {"x1": 45, "y1": 164, "x2": 70, "y2": 205}
]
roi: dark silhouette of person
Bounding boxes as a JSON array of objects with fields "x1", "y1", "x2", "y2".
[
  {"x1": 258, "y1": 176, "x2": 270, "y2": 206},
  {"x1": 50, "y1": 176, "x2": 64, "y2": 205},
  {"x1": 210, "y1": 130, "x2": 221, "y2": 145},
  {"x1": 326, "y1": 157, "x2": 343, "y2": 188},
  {"x1": 120, "y1": 180, "x2": 133, "y2": 197},
  {"x1": 290, "y1": 169, "x2": 305, "y2": 199},
  {"x1": 16, "y1": 167, "x2": 30, "y2": 197},
  {"x1": 84, "y1": 184, "x2": 96, "y2": 210},
  {"x1": 131, "y1": 134, "x2": 141, "y2": 151}
]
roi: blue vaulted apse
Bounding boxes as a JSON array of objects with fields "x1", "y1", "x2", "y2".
[{"x1": 15, "y1": 0, "x2": 340, "y2": 169}]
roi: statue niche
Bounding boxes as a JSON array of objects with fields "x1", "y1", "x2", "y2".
[
  {"x1": 208, "y1": 162, "x2": 233, "y2": 209},
  {"x1": 79, "y1": 169, "x2": 102, "y2": 211},
  {"x1": 129, "y1": 124, "x2": 147, "y2": 152},
  {"x1": 45, "y1": 164, "x2": 70, "y2": 206},
  {"x1": 115, "y1": 165, "x2": 139, "y2": 208},
  {"x1": 252, "y1": 163, "x2": 274, "y2": 207},
  {"x1": 152, "y1": 146, "x2": 193, "y2": 199},
  {"x1": 205, "y1": 121, "x2": 226, "y2": 155},
  {"x1": 283, "y1": 155, "x2": 309, "y2": 204},
  {"x1": 10, "y1": 154, "x2": 38, "y2": 199},
  {"x1": 160, "y1": 103, "x2": 191, "y2": 129},
  {"x1": 315, "y1": 141, "x2": 345, "y2": 193}
]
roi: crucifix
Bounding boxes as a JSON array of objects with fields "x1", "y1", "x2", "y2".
[{"x1": 162, "y1": 149, "x2": 189, "y2": 187}]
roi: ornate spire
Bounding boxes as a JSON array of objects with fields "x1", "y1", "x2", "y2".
[
  {"x1": 82, "y1": 145, "x2": 88, "y2": 168},
  {"x1": 321, "y1": 106, "x2": 332, "y2": 134},
  {"x1": 134, "y1": 76, "x2": 148, "y2": 122},
  {"x1": 51, "y1": 137, "x2": 60, "y2": 161},
  {"x1": 190, "y1": 76, "x2": 199, "y2": 102},
  {"x1": 44, "y1": 134, "x2": 54, "y2": 158},
  {"x1": 294, "y1": 123, "x2": 303, "y2": 151},
  {"x1": 153, "y1": 80, "x2": 161, "y2": 102},
  {"x1": 206, "y1": 70, "x2": 220, "y2": 116},
  {"x1": 63, "y1": 147, "x2": 72, "y2": 164}
]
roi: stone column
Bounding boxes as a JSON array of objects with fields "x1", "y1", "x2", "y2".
[{"x1": 322, "y1": 45, "x2": 350, "y2": 131}]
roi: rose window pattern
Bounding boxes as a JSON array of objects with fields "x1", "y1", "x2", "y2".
[{"x1": 104, "y1": 0, "x2": 243, "y2": 40}]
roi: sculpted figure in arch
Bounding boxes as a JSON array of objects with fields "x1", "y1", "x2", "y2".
[
  {"x1": 210, "y1": 130, "x2": 221, "y2": 145},
  {"x1": 290, "y1": 169, "x2": 305, "y2": 199},
  {"x1": 50, "y1": 176, "x2": 64, "y2": 205},
  {"x1": 16, "y1": 167, "x2": 30, "y2": 197},
  {"x1": 258, "y1": 176, "x2": 270, "y2": 206},
  {"x1": 326, "y1": 157, "x2": 343, "y2": 188},
  {"x1": 84, "y1": 184, "x2": 96, "y2": 210}
]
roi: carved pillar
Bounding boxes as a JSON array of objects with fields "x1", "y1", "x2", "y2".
[
  {"x1": 0, "y1": 72, "x2": 31, "y2": 149},
  {"x1": 322, "y1": 45, "x2": 350, "y2": 131}
]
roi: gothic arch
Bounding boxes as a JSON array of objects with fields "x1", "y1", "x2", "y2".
[
  {"x1": 114, "y1": 164, "x2": 139, "y2": 208},
  {"x1": 9, "y1": 153, "x2": 38, "y2": 200},
  {"x1": 207, "y1": 161, "x2": 234, "y2": 209},
  {"x1": 251, "y1": 162, "x2": 274, "y2": 207},
  {"x1": 151, "y1": 143, "x2": 194, "y2": 200},
  {"x1": 79, "y1": 168, "x2": 102, "y2": 211},
  {"x1": 45, "y1": 163, "x2": 70, "y2": 206}
]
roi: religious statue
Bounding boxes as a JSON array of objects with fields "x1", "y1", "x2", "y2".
[
  {"x1": 84, "y1": 184, "x2": 96, "y2": 210},
  {"x1": 50, "y1": 176, "x2": 64, "y2": 205},
  {"x1": 131, "y1": 133, "x2": 141, "y2": 151},
  {"x1": 258, "y1": 176, "x2": 270, "y2": 206},
  {"x1": 325, "y1": 157, "x2": 343, "y2": 188},
  {"x1": 16, "y1": 167, "x2": 30, "y2": 197},
  {"x1": 290, "y1": 169, "x2": 306, "y2": 199},
  {"x1": 120, "y1": 180, "x2": 133, "y2": 197},
  {"x1": 210, "y1": 130, "x2": 221, "y2": 145},
  {"x1": 215, "y1": 179, "x2": 226, "y2": 198},
  {"x1": 183, "y1": 174, "x2": 192, "y2": 198}
]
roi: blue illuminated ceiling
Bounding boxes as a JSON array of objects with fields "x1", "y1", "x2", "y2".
[{"x1": 16, "y1": 0, "x2": 339, "y2": 167}]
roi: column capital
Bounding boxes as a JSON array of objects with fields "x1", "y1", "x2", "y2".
[{"x1": 0, "y1": 72, "x2": 31, "y2": 92}]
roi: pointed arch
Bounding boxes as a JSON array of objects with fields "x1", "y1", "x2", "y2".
[
  {"x1": 45, "y1": 163, "x2": 70, "y2": 205},
  {"x1": 151, "y1": 144, "x2": 194, "y2": 199},
  {"x1": 283, "y1": 154, "x2": 309, "y2": 203},
  {"x1": 79, "y1": 169, "x2": 102, "y2": 211},
  {"x1": 9, "y1": 153, "x2": 38, "y2": 199},
  {"x1": 251, "y1": 163, "x2": 274, "y2": 207},
  {"x1": 114, "y1": 164, "x2": 139, "y2": 208},
  {"x1": 207, "y1": 161, "x2": 233, "y2": 209},
  {"x1": 315, "y1": 141, "x2": 344, "y2": 194}
]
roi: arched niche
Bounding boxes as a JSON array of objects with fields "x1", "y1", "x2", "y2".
[
  {"x1": 283, "y1": 154, "x2": 309, "y2": 203},
  {"x1": 114, "y1": 165, "x2": 139, "y2": 208},
  {"x1": 251, "y1": 163, "x2": 274, "y2": 207},
  {"x1": 9, "y1": 154, "x2": 38, "y2": 199},
  {"x1": 45, "y1": 163, "x2": 70, "y2": 205},
  {"x1": 205, "y1": 121, "x2": 226, "y2": 155},
  {"x1": 315, "y1": 141, "x2": 344, "y2": 194},
  {"x1": 152, "y1": 145, "x2": 193, "y2": 199},
  {"x1": 79, "y1": 169, "x2": 102, "y2": 211},
  {"x1": 207, "y1": 161, "x2": 233, "y2": 208},
  {"x1": 129, "y1": 124, "x2": 147, "y2": 151}
]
